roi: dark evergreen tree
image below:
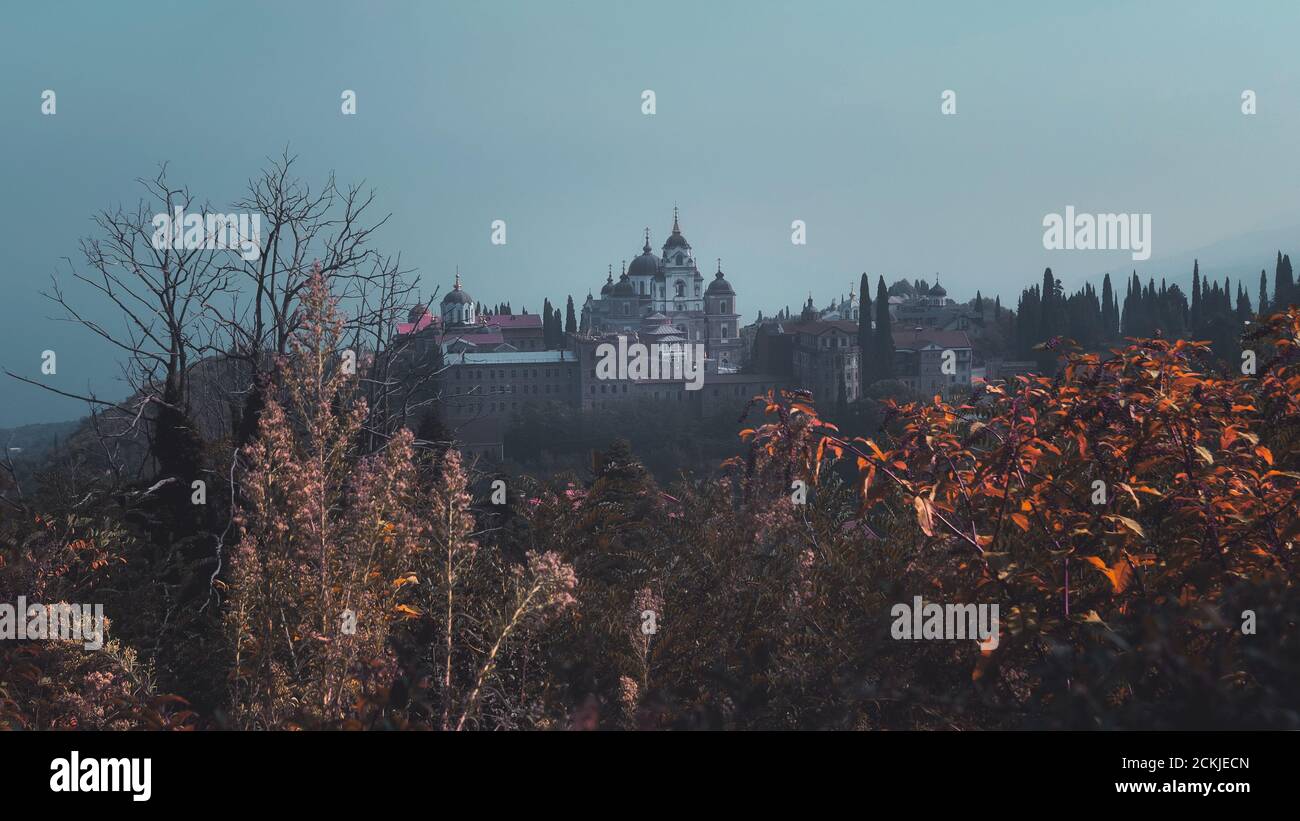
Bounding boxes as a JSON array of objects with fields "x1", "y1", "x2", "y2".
[
  {"x1": 1101, "y1": 273, "x2": 1117, "y2": 339},
  {"x1": 565, "y1": 295, "x2": 577, "y2": 334},
  {"x1": 1191, "y1": 260, "x2": 1202, "y2": 330},
  {"x1": 873, "y1": 276, "x2": 895, "y2": 380},
  {"x1": 1278, "y1": 253, "x2": 1295, "y2": 309},
  {"x1": 1259, "y1": 269, "x2": 1269, "y2": 316},
  {"x1": 1016, "y1": 284, "x2": 1041, "y2": 356},
  {"x1": 857, "y1": 272, "x2": 873, "y2": 385},
  {"x1": 542, "y1": 298, "x2": 557, "y2": 348}
]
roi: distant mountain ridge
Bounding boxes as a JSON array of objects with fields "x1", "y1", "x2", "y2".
[
  {"x1": 1088, "y1": 224, "x2": 1300, "y2": 298},
  {"x1": 1, "y1": 418, "x2": 83, "y2": 459}
]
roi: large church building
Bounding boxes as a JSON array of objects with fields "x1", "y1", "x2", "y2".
[{"x1": 582, "y1": 210, "x2": 743, "y2": 369}]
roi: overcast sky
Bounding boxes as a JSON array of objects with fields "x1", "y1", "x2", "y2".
[{"x1": 3, "y1": 0, "x2": 1298, "y2": 426}]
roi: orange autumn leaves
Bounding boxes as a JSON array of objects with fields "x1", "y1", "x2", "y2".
[{"x1": 740, "y1": 308, "x2": 1300, "y2": 639}]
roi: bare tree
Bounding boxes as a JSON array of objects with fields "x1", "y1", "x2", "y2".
[{"x1": 4, "y1": 165, "x2": 230, "y2": 483}]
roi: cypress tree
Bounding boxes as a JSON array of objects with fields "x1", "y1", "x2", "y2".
[
  {"x1": 1190, "y1": 260, "x2": 1201, "y2": 330},
  {"x1": 1101, "y1": 273, "x2": 1115, "y2": 339},
  {"x1": 857, "y1": 272, "x2": 873, "y2": 384},
  {"x1": 543, "y1": 298, "x2": 558, "y2": 348},
  {"x1": 873, "y1": 276, "x2": 894, "y2": 381},
  {"x1": 1275, "y1": 252, "x2": 1291, "y2": 310},
  {"x1": 565, "y1": 295, "x2": 577, "y2": 334},
  {"x1": 1281, "y1": 254, "x2": 1295, "y2": 309}
]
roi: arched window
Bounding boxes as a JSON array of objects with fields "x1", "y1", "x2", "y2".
[{"x1": 675, "y1": 280, "x2": 685, "y2": 297}]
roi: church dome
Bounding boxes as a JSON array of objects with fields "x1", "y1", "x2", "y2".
[
  {"x1": 663, "y1": 208, "x2": 691, "y2": 250},
  {"x1": 624, "y1": 252, "x2": 655, "y2": 277},
  {"x1": 441, "y1": 272, "x2": 472, "y2": 304},
  {"x1": 600, "y1": 269, "x2": 614, "y2": 296},
  {"x1": 612, "y1": 273, "x2": 636, "y2": 297},
  {"x1": 628, "y1": 242, "x2": 659, "y2": 277},
  {"x1": 705, "y1": 264, "x2": 735, "y2": 296},
  {"x1": 930, "y1": 278, "x2": 947, "y2": 297}
]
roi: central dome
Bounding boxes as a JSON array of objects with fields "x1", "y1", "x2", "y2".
[
  {"x1": 628, "y1": 230, "x2": 659, "y2": 277},
  {"x1": 663, "y1": 208, "x2": 690, "y2": 250}
]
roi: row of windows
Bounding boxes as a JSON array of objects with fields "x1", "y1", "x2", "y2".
[
  {"x1": 453, "y1": 383, "x2": 575, "y2": 396},
  {"x1": 453, "y1": 367, "x2": 575, "y2": 380}
]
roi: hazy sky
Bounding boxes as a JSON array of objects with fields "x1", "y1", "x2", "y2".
[{"x1": 3, "y1": 1, "x2": 1298, "y2": 426}]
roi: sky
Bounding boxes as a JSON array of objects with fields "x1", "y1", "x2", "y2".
[{"x1": 2, "y1": 0, "x2": 1299, "y2": 426}]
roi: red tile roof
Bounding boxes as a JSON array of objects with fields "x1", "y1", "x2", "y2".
[
  {"x1": 780, "y1": 320, "x2": 861, "y2": 335},
  {"x1": 441, "y1": 331, "x2": 506, "y2": 347},
  {"x1": 484, "y1": 314, "x2": 542, "y2": 329},
  {"x1": 396, "y1": 313, "x2": 440, "y2": 335}
]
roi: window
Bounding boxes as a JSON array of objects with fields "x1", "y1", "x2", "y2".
[{"x1": 675, "y1": 280, "x2": 685, "y2": 297}]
